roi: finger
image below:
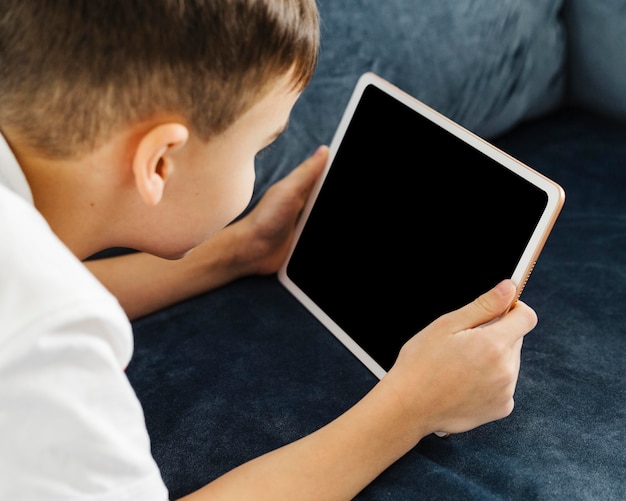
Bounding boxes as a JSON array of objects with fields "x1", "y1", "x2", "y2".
[
  {"x1": 485, "y1": 299, "x2": 538, "y2": 341},
  {"x1": 431, "y1": 279, "x2": 518, "y2": 334},
  {"x1": 305, "y1": 144, "x2": 330, "y2": 168},
  {"x1": 286, "y1": 145, "x2": 329, "y2": 196}
]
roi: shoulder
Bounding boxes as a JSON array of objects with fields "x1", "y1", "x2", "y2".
[
  {"x1": 0, "y1": 184, "x2": 168, "y2": 500},
  {"x1": 0, "y1": 183, "x2": 132, "y2": 364}
]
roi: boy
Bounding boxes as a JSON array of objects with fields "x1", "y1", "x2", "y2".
[{"x1": 0, "y1": 1, "x2": 537, "y2": 500}]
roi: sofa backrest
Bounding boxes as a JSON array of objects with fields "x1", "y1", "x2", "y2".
[
  {"x1": 301, "y1": 0, "x2": 567, "y2": 142},
  {"x1": 251, "y1": 1, "x2": 571, "y2": 209},
  {"x1": 564, "y1": 0, "x2": 626, "y2": 124}
]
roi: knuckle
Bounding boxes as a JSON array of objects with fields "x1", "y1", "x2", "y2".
[
  {"x1": 482, "y1": 337, "x2": 506, "y2": 363},
  {"x1": 502, "y1": 397, "x2": 515, "y2": 417},
  {"x1": 514, "y1": 301, "x2": 538, "y2": 330},
  {"x1": 501, "y1": 398, "x2": 515, "y2": 419},
  {"x1": 473, "y1": 293, "x2": 495, "y2": 316}
]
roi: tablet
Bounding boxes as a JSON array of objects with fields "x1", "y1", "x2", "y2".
[{"x1": 278, "y1": 72, "x2": 565, "y2": 379}]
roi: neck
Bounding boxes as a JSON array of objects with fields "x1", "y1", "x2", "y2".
[{"x1": 2, "y1": 129, "x2": 126, "y2": 260}]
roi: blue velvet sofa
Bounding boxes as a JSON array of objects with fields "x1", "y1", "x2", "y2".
[{"x1": 126, "y1": 1, "x2": 626, "y2": 499}]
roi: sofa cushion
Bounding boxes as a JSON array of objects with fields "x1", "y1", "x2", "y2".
[
  {"x1": 128, "y1": 109, "x2": 626, "y2": 500},
  {"x1": 251, "y1": 0, "x2": 566, "y2": 208},
  {"x1": 565, "y1": 0, "x2": 626, "y2": 123},
  {"x1": 317, "y1": 0, "x2": 565, "y2": 137}
]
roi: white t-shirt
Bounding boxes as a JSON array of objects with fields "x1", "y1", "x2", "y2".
[{"x1": 0, "y1": 133, "x2": 168, "y2": 500}]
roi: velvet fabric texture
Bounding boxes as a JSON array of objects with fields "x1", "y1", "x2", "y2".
[
  {"x1": 314, "y1": 0, "x2": 566, "y2": 137},
  {"x1": 128, "y1": 108, "x2": 625, "y2": 500},
  {"x1": 565, "y1": 0, "x2": 626, "y2": 123},
  {"x1": 248, "y1": 0, "x2": 566, "y2": 212},
  {"x1": 125, "y1": 1, "x2": 625, "y2": 499}
]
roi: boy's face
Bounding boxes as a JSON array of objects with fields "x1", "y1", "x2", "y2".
[{"x1": 142, "y1": 72, "x2": 301, "y2": 259}]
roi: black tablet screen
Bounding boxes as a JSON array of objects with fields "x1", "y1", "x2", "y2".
[{"x1": 285, "y1": 84, "x2": 548, "y2": 371}]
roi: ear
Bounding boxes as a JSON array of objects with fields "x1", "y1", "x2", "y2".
[{"x1": 132, "y1": 123, "x2": 189, "y2": 205}]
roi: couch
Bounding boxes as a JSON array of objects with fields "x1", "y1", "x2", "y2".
[{"x1": 126, "y1": 1, "x2": 626, "y2": 499}]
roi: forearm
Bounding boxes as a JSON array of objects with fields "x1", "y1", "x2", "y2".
[
  {"x1": 85, "y1": 226, "x2": 247, "y2": 320},
  {"x1": 179, "y1": 379, "x2": 427, "y2": 501}
]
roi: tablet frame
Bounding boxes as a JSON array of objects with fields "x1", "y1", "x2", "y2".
[{"x1": 278, "y1": 72, "x2": 565, "y2": 379}]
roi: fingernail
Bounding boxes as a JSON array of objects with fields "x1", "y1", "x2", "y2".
[{"x1": 495, "y1": 279, "x2": 515, "y2": 297}]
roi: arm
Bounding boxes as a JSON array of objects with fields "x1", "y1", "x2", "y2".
[
  {"x1": 89, "y1": 147, "x2": 537, "y2": 499},
  {"x1": 86, "y1": 147, "x2": 329, "y2": 320},
  {"x1": 179, "y1": 280, "x2": 537, "y2": 500}
]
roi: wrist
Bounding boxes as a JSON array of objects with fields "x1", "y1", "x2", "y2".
[
  {"x1": 378, "y1": 368, "x2": 439, "y2": 441},
  {"x1": 187, "y1": 222, "x2": 260, "y2": 289},
  {"x1": 215, "y1": 222, "x2": 257, "y2": 279}
]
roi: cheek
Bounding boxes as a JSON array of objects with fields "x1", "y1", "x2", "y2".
[
  {"x1": 202, "y1": 158, "x2": 256, "y2": 233},
  {"x1": 227, "y1": 159, "x2": 256, "y2": 218},
  {"x1": 147, "y1": 159, "x2": 256, "y2": 258}
]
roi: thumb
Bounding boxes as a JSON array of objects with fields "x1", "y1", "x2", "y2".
[
  {"x1": 277, "y1": 145, "x2": 328, "y2": 207},
  {"x1": 293, "y1": 145, "x2": 328, "y2": 192},
  {"x1": 434, "y1": 279, "x2": 518, "y2": 333}
]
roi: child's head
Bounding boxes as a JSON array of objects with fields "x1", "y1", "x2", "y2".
[{"x1": 0, "y1": 0, "x2": 319, "y2": 159}]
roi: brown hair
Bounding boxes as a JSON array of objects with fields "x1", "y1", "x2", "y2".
[{"x1": 0, "y1": 0, "x2": 319, "y2": 158}]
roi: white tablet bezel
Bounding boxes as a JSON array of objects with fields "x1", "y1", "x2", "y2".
[{"x1": 278, "y1": 72, "x2": 565, "y2": 379}]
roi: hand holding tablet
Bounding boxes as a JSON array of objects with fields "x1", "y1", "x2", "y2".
[{"x1": 279, "y1": 72, "x2": 564, "y2": 380}]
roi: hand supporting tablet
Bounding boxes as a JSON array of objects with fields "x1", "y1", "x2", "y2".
[{"x1": 279, "y1": 72, "x2": 564, "y2": 385}]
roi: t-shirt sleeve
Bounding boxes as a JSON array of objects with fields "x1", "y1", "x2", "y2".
[{"x1": 0, "y1": 305, "x2": 169, "y2": 501}]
